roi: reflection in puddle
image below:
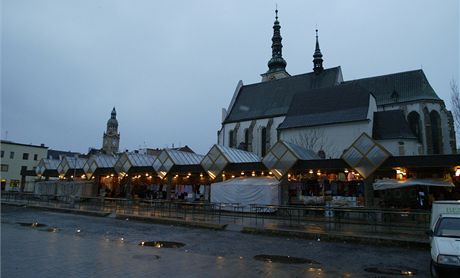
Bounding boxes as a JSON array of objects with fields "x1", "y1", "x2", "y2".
[
  {"x1": 364, "y1": 266, "x2": 417, "y2": 276},
  {"x1": 254, "y1": 254, "x2": 321, "y2": 265},
  {"x1": 17, "y1": 222, "x2": 47, "y2": 228},
  {"x1": 132, "y1": 254, "x2": 160, "y2": 261},
  {"x1": 139, "y1": 241, "x2": 186, "y2": 248}
]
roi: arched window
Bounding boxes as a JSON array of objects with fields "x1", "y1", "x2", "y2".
[
  {"x1": 244, "y1": 128, "x2": 249, "y2": 151},
  {"x1": 229, "y1": 130, "x2": 234, "y2": 148},
  {"x1": 407, "y1": 111, "x2": 422, "y2": 142},
  {"x1": 430, "y1": 110, "x2": 443, "y2": 154},
  {"x1": 261, "y1": 127, "x2": 267, "y2": 156}
]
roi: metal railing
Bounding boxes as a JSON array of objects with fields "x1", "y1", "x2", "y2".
[{"x1": 1, "y1": 192, "x2": 430, "y2": 237}]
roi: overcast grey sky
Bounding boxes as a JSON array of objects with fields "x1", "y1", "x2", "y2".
[{"x1": 1, "y1": 0, "x2": 459, "y2": 155}]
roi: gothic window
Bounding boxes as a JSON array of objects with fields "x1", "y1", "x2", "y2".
[
  {"x1": 244, "y1": 129, "x2": 249, "y2": 151},
  {"x1": 229, "y1": 130, "x2": 234, "y2": 148},
  {"x1": 407, "y1": 111, "x2": 422, "y2": 142},
  {"x1": 261, "y1": 127, "x2": 267, "y2": 157},
  {"x1": 430, "y1": 110, "x2": 443, "y2": 154}
]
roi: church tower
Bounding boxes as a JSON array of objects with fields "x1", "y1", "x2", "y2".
[
  {"x1": 313, "y1": 29, "x2": 324, "y2": 74},
  {"x1": 261, "y1": 9, "x2": 290, "y2": 82},
  {"x1": 102, "y1": 107, "x2": 120, "y2": 154}
]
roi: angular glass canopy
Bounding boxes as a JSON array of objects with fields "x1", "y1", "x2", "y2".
[
  {"x1": 152, "y1": 149, "x2": 204, "y2": 179},
  {"x1": 201, "y1": 144, "x2": 260, "y2": 179},
  {"x1": 341, "y1": 133, "x2": 391, "y2": 178},
  {"x1": 83, "y1": 154, "x2": 118, "y2": 178},
  {"x1": 113, "y1": 152, "x2": 156, "y2": 175},
  {"x1": 262, "y1": 140, "x2": 319, "y2": 180}
]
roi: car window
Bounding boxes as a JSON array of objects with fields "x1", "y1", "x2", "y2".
[{"x1": 435, "y1": 217, "x2": 460, "y2": 237}]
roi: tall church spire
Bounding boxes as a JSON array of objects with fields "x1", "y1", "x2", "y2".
[
  {"x1": 313, "y1": 29, "x2": 324, "y2": 74},
  {"x1": 102, "y1": 107, "x2": 120, "y2": 154},
  {"x1": 261, "y1": 9, "x2": 290, "y2": 82}
]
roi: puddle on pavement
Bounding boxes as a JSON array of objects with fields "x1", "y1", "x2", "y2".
[
  {"x1": 17, "y1": 222, "x2": 47, "y2": 228},
  {"x1": 364, "y1": 266, "x2": 417, "y2": 276},
  {"x1": 132, "y1": 254, "x2": 161, "y2": 261},
  {"x1": 253, "y1": 254, "x2": 321, "y2": 265},
  {"x1": 139, "y1": 241, "x2": 186, "y2": 248}
]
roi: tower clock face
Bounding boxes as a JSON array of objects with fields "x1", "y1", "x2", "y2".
[{"x1": 112, "y1": 141, "x2": 117, "y2": 146}]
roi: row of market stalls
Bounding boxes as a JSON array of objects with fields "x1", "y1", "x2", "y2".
[{"x1": 33, "y1": 133, "x2": 460, "y2": 208}]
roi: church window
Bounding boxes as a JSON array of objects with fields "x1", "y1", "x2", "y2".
[
  {"x1": 244, "y1": 129, "x2": 249, "y2": 151},
  {"x1": 229, "y1": 130, "x2": 235, "y2": 148},
  {"x1": 261, "y1": 127, "x2": 267, "y2": 156},
  {"x1": 430, "y1": 110, "x2": 442, "y2": 154},
  {"x1": 407, "y1": 111, "x2": 422, "y2": 142}
]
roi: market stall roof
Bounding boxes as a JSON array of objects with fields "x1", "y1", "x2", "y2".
[
  {"x1": 262, "y1": 140, "x2": 319, "y2": 180},
  {"x1": 373, "y1": 178, "x2": 455, "y2": 190},
  {"x1": 114, "y1": 152, "x2": 156, "y2": 174},
  {"x1": 153, "y1": 149, "x2": 204, "y2": 179},
  {"x1": 36, "y1": 158, "x2": 60, "y2": 177},
  {"x1": 83, "y1": 154, "x2": 118, "y2": 178},
  {"x1": 381, "y1": 154, "x2": 460, "y2": 169},
  {"x1": 201, "y1": 144, "x2": 263, "y2": 179},
  {"x1": 57, "y1": 156, "x2": 87, "y2": 176}
]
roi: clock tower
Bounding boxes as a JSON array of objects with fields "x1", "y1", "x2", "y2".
[{"x1": 102, "y1": 107, "x2": 120, "y2": 154}]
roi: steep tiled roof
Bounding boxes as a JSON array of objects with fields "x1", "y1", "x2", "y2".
[
  {"x1": 343, "y1": 69, "x2": 440, "y2": 106},
  {"x1": 223, "y1": 67, "x2": 342, "y2": 123},
  {"x1": 278, "y1": 83, "x2": 371, "y2": 129}
]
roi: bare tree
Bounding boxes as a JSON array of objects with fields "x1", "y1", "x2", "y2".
[
  {"x1": 451, "y1": 79, "x2": 460, "y2": 130},
  {"x1": 289, "y1": 128, "x2": 339, "y2": 158}
]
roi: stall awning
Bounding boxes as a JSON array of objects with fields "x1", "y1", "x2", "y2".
[
  {"x1": 114, "y1": 152, "x2": 156, "y2": 174},
  {"x1": 262, "y1": 140, "x2": 319, "y2": 180},
  {"x1": 83, "y1": 154, "x2": 118, "y2": 178},
  {"x1": 57, "y1": 156, "x2": 87, "y2": 176},
  {"x1": 36, "y1": 158, "x2": 60, "y2": 176},
  {"x1": 153, "y1": 149, "x2": 204, "y2": 179},
  {"x1": 373, "y1": 178, "x2": 455, "y2": 190},
  {"x1": 201, "y1": 144, "x2": 261, "y2": 179}
]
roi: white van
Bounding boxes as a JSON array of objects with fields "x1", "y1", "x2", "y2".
[{"x1": 429, "y1": 201, "x2": 460, "y2": 277}]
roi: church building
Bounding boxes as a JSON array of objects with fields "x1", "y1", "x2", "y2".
[
  {"x1": 218, "y1": 10, "x2": 456, "y2": 158},
  {"x1": 102, "y1": 107, "x2": 120, "y2": 154}
]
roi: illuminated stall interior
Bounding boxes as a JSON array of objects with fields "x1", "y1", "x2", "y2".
[
  {"x1": 153, "y1": 149, "x2": 209, "y2": 201},
  {"x1": 263, "y1": 140, "x2": 365, "y2": 206},
  {"x1": 83, "y1": 154, "x2": 119, "y2": 197},
  {"x1": 114, "y1": 152, "x2": 157, "y2": 198}
]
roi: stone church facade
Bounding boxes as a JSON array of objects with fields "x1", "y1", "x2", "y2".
[
  {"x1": 102, "y1": 107, "x2": 120, "y2": 154},
  {"x1": 217, "y1": 10, "x2": 456, "y2": 158}
]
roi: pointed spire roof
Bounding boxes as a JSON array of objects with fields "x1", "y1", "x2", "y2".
[
  {"x1": 313, "y1": 29, "x2": 324, "y2": 74},
  {"x1": 111, "y1": 107, "x2": 116, "y2": 119},
  {"x1": 266, "y1": 9, "x2": 287, "y2": 73}
]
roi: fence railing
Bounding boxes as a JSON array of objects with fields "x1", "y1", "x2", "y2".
[{"x1": 1, "y1": 192, "x2": 430, "y2": 237}]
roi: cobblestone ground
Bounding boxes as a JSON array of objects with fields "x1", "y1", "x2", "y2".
[{"x1": 2, "y1": 205, "x2": 430, "y2": 277}]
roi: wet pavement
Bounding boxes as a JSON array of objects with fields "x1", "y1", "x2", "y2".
[{"x1": 1, "y1": 205, "x2": 431, "y2": 277}]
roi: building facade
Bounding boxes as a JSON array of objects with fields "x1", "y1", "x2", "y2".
[
  {"x1": 102, "y1": 107, "x2": 120, "y2": 154},
  {"x1": 0, "y1": 140, "x2": 48, "y2": 191},
  {"x1": 218, "y1": 10, "x2": 455, "y2": 158}
]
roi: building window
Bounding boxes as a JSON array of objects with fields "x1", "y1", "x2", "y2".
[
  {"x1": 21, "y1": 166, "x2": 27, "y2": 175},
  {"x1": 229, "y1": 130, "x2": 235, "y2": 148},
  {"x1": 407, "y1": 111, "x2": 422, "y2": 142},
  {"x1": 1, "y1": 150, "x2": 4, "y2": 158},
  {"x1": 261, "y1": 127, "x2": 267, "y2": 157},
  {"x1": 23, "y1": 153, "x2": 29, "y2": 160},
  {"x1": 430, "y1": 110, "x2": 443, "y2": 154},
  {"x1": 34, "y1": 154, "x2": 38, "y2": 160},
  {"x1": 10, "y1": 152, "x2": 14, "y2": 159},
  {"x1": 1, "y1": 164, "x2": 8, "y2": 172}
]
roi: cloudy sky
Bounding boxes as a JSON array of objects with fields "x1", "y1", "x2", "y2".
[{"x1": 2, "y1": 0, "x2": 459, "y2": 154}]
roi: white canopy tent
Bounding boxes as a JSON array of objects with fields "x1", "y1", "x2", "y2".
[
  {"x1": 373, "y1": 178, "x2": 455, "y2": 190},
  {"x1": 210, "y1": 177, "x2": 280, "y2": 211}
]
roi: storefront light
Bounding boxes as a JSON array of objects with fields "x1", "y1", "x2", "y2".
[
  {"x1": 200, "y1": 173, "x2": 203, "y2": 178},
  {"x1": 455, "y1": 168, "x2": 460, "y2": 177},
  {"x1": 317, "y1": 171, "x2": 321, "y2": 176},
  {"x1": 287, "y1": 173, "x2": 291, "y2": 178},
  {"x1": 309, "y1": 169, "x2": 314, "y2": 174},
  {"x1": 231, "y1": 175, "x2": 235, "y2": 178},
  {"x1": 268, "y1": 171, "x2": 273, "y2": 175},
  {"x1": 241, "y1": 171, "x2": 245, "y2": 176},
  {"x1": 344, "y1": 169, "x2": 349, "y2": 173},
  {"x1": 251, "y1": 171, "x2": 256, "y2": 177}
]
